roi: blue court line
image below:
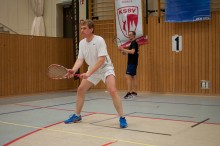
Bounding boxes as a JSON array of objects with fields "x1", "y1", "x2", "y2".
[
  {"x1": 0, "y1": 107, "x2": 43, "y2": 116},
  {"x1": 91, "y1": 124, "x2": 172, "y2": 136},
  {"x1": 93, "y1": 98, "x2": 220, "y2": 107},
  {"x1": 135, "y1": 100, "x2": 220, "y2": 107},
  {"x1": 89, "y1": 112, "x2": 172, "y2": 136},
  {"x1": 0, "y1": 98, "x2": 103, "y2": 116},
  {"x1": 112, "y1": 98, "x2": 220, "y2": 107},
  {"x1": 89, "y1": 112, "x2": 195, "y2": 125},
  {"x1": 46, "y1": 98, "x2": 104, "y2": 108},
  {"x1": 0, "y1": 102, "x2": 75, "y2": 116},
  {"x1": 90, "y1": 112, "x2": 136, "y2": 124},
  {"x1": 134, "y1": 112, "x2": 194, "y2": 118}
]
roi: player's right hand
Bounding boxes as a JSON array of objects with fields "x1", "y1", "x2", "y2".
[{"x1": 67, "y1": 69, "x2": 75, "y2": 78}]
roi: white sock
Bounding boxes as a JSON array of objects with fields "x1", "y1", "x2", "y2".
[{"x1": 75, "y1": 114, "x2": 80, "y2": 117}]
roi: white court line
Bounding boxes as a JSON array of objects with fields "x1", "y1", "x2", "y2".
[{"x1": 0, "y1": 120, "x2": 156, "y2": 146}]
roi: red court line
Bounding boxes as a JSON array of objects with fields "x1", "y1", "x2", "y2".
[
  {"x1": 125, "y1": 115, "x2": 220, "y2": 126},
  {"x1": 101, "y1": 140, "x2": 117, "y2": 146},
  {"x1": 14, "y1": 103, "x2": 120, "y2": 116},
  {"x1": 14, "y1": 103, "x2": 220, "y2": 126},
  {"x1": 3, "y1": 104, "x2": 220, "y2": 146},
  {"x1": 3, "y1": 121, "x2": 63, "y2": 146},
  {"x1": 2, "y1": 113, "x2": 95, "y2": 146}
]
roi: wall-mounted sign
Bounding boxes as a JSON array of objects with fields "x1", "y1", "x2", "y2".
[{"x1": 172, "y1": 35, "x2": 182, "y2": 52}]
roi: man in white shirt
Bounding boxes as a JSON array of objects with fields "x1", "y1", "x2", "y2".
[{"x1": 64, "y1": 19, "x2": 127, "y2": 128}]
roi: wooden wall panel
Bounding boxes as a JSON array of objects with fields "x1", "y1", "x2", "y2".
[
  {"x1": 215, "y1": 13, "x2": 220, "y2": 93},
  {"x1": 146, "y1": 12, "x2": 220, "y2": 95},
  {"x1": 0, "y1": 35, "x2": 79, "y2": 97},
  {"x1": 1, "y1": 13, "x2": 219, "y2": 97},
  {"x1": 90, "y1": 12, "x2": 220, "y2": 96}
]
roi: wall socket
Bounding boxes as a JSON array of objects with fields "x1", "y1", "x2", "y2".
[{"x1": 200, "y1": 80, "x2": 210, "y2": 89}]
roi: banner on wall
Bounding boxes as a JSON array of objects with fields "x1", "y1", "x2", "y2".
[
  {"x1": 165, "y1": 0, "x2": 211, "y2": 22},
  {"x1": 115, "y1": 0, "x2": 147, "y2": 47}
]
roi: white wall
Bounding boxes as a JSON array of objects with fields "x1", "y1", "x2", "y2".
[
  {"x1": 0, "y1": 0, "x2": 34, "y2": 35},
  {"x1": 0, "y1": 0, "x2": 65, "y2": 37},
  {"x1": 0, "y1": 0, "x2": 155, "y2": 36},
  {"x1": 79, "y1": 0, "x2": 87, "y2": 21},
  {"x1": 44, "y1": 0, "x2": 63, "y2": 37}
]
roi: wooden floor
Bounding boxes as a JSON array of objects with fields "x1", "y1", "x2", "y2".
[{"x1": 0, "y1": 90, "x2": 220, "y2": 146}]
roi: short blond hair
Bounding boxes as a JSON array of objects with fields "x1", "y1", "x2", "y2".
[{"x1": 81, "y1": 19, "x2": 94, "y2": 33}]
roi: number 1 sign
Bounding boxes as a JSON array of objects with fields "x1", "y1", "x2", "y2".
[{"x1": 172, "y1": 35, "x2": 182, "y2": 52}]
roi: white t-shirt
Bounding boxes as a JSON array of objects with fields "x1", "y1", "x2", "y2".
[{"x1": 78, "y1": 35, "x2": 114, "y2": 73}]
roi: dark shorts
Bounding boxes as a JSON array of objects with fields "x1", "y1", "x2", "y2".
[{"x1": 126, "y1": 64, "x2": 137, "y2": 76}]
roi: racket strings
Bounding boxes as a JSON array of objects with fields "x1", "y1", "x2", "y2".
[
  {"x1": 113, "y1": 37, "x2": 121, "y2": 46},
  {"x1": 48, "y1": 66, "x2": 68, "y2": 79},
  {"x1": 113, "y1": 38, "x2": 118, "y2": 45}
]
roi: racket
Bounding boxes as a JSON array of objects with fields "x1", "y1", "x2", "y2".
[
  {"x1": 113, "y1": 37, "x2": 122, "y2": 46},
  {"x1": 113, "y1": 37, "x2": 127, "y2": 55},
  {"x1": 48, "y1": 64, "x2": 80, "y2": 79}
]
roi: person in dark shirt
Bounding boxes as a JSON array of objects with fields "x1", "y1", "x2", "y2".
[{"x1": 118, "y1": 31, "x2": 139, "y2": 99}]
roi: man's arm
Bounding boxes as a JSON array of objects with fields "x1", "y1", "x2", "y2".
[
  {"x1": 71, "y1": 58, "x2": 84, "y2": 73},
  {"x1": 119, "y1": 46, "x2": 135, "y2": 54}
]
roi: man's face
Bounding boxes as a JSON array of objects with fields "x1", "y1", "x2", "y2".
[
  {"x1": 128, "y1": 32, "x2": 135, "y2": 40},
  {"x1": 80, "y1": 24, "x2": 93, "y2": 37}
]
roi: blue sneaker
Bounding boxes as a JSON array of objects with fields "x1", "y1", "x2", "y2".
[
  {"x1": 119, "y1": 117, "x2": 128, "y2": 128},
  {"x1": 64, "y1": 114, "x2": 82, "y2": 124}
]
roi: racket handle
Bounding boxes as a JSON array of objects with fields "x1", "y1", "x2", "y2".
[{"x1": 74, "y1": 74, "x2": 81, "y2": 77}]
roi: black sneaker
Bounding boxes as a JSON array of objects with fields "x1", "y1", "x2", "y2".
[
  {"x1": 131, "y1": 92, "x2": 137, "y2": 96},
  {"x1": 124, "y1": 92, "x2": 132, "y2": 99}
]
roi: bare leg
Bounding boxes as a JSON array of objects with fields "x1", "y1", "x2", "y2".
[
  {"x1": 75, "y1": 79, "x2": 93, "y2": 115},
  {"x1": 132, "y1": 75, "x2": 137, "y2": 92},
  {"x1": 125, "y1": 74, "x2": 132, "y2": 93},
  {"x1": 105, "y1": 75, "x2": 124, "y2": 117}
]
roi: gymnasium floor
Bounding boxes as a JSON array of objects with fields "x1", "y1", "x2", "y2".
[{"x1": 0, "y1": 90, "x2": 220, "y2": 146}]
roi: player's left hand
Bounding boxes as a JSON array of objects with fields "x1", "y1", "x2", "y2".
[{"x1": 81, "y1": 72, "x2": 90, "y2": 79}]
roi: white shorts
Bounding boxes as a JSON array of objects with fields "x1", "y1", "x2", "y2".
[{"x1": 87, "y1": 69, "x2": 115, "y2": 85}]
